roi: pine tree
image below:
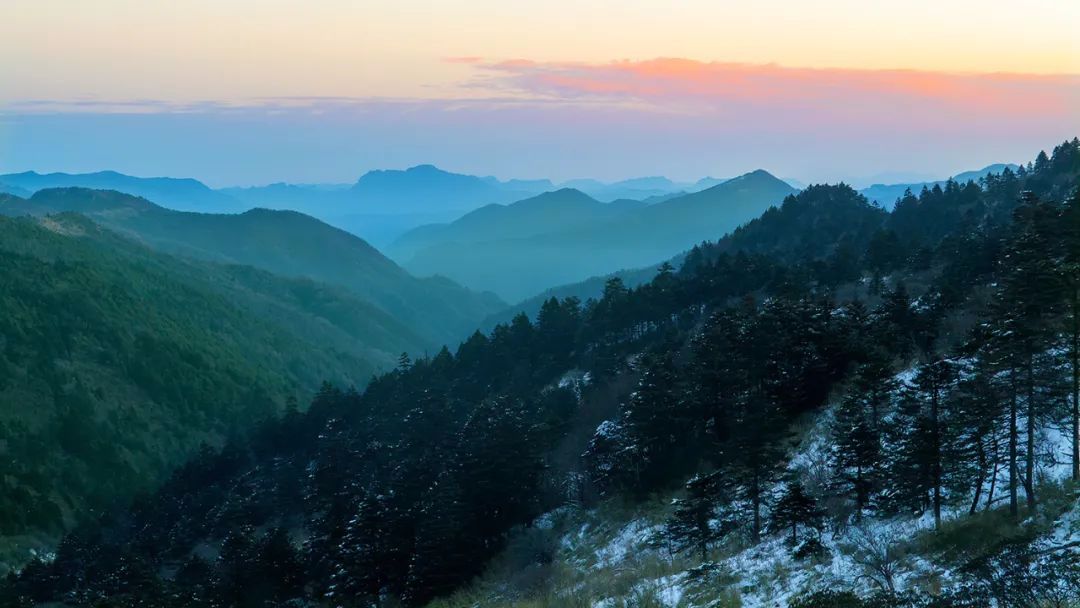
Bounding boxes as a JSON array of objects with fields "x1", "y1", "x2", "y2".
[
  {"x1": 253, "y1": 527, "x2": 303, "y2": 603},
  {"x1": 1061, "y1": 191, "x2": 1080, "y2": 480},
  {"x1": 830, "y1": 391, "x2": 883, "y2": 520},
  {"x1": 913, "y1": 357, "x2": 955, "y2": 530},
  {"x1": 948, "y1": 353, "x2": 1005, "y2": 516},
  {"x1": 214, "y1": 525, "x2": 256, "y2": 607},
  {"x1": 727, "y1": 388, "x2": 786, "y2": 544},
  {"x1": 878, "y1": 282, "x2": 916, "y2": 358},
  {"x1": 991, "y1": 191, "x2": 1064, "y2": 513},
  {"x1": 769, "y1": 478, "x2": 824, "y2": 545},
  {"x1": 403, "y1": 474, "x2": 473, "y2": 606},
  {"x1": 328, "y1": 493, "x2": 391, "y2": 605},
  {"x1": 665, "y1": 472, "x2": 731, "y2": 560},
  {"x1": 617, "y1": 352, "x2": 692, "y2": 492}
]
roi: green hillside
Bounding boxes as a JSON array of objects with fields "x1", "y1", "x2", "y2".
[
  {"x1": 0, "y1": 213, "x2": 427, "y2": 567},
  {"x1": 2, "y1": 188, "x2": 505, "y2": 346}
]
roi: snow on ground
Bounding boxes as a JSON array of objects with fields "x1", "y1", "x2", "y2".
[
  {"x1": 549, "y1": 366, "x2": 968, "y2": 607},
  {"x1": 527, "y1": 362, "x2": 1080, "y2": 607},
  {"x1": 593, "y1": 519, "x2": 658, "y2": 568}
]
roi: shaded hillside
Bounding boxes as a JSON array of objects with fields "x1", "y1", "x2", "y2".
[
  {"x1": 706, "y1": 183, "x2": 889, "y2": 260},
  {"x1": 479, "y1": 263, "x2": 667, "y2": 331},
  {"x1": 397, "y1": 171, "x2": 796, "y2": 301},
  {"x1": 0, "y1": 213, "x2": 427, "y2": 568},
  {"x1": 389, "y1": 188, "x2": 644, "y2": 260},
  {"x1": 1, "y1": 189, "x2": 504, "y2": 346},
  {"x1": 484, "y1": 183, "x2": 881, "y2": 328},
  {"x1": 0, "y1": 170, "x2": 243, "y2": 213}
]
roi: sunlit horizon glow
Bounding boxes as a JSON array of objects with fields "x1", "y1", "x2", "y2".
[{"x1": 2, "y1": 0, "x2": 1078, "y2": 186}]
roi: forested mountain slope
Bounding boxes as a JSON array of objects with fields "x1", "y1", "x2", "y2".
[
  {"x1": 0, "y1": 189, "x2": 504, "y2": 346},
  {"x1": 0, "y1": 213, "x2": 431, "y2": 570},
  {"x1": 4, "y1": 140, "x2": 1080, "y2": 608},
  {"x1": 487, "y1": 167, "x2": 1026, "y2": 331}
]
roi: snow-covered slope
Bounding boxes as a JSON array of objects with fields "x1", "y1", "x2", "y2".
[{"x1": 433, "y1": 365, "x2": 1080, "y2": 608}]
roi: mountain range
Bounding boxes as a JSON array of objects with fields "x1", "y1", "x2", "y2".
[
  {"x1": 0, "y1": 166, "x2": 729, "y2": 248},
  {"x1": 0, "y1": 170, "x2": 244, "y2": 213},
  {"x1": 1, "y1": 162, "x2": 1016, "y2": 253},
  {"x1": 390, "y1": 170, "x2": 798, "y2": 301},
  {"x1": 0, "y1": 188, "x2": 504, "y2": 347}
]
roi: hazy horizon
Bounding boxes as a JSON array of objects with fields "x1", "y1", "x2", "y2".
[{"x1": 3, "y1": 0, "x2": 1078, "y2": 187}]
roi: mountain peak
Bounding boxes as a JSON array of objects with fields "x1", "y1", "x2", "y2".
[
  {"x1": 497, "y1": 188, "x2": 599, "y2": 212},
  {"x1": 406, "y1": 164, "x2": 444, "y2": 173},
  {"x1": 736, "y1": 169, "x2": 781, "y2": 182},
  {"x1": 539, "y1": 187, "x2": 594, "y2": 200},
  {"x1": 692, "y1": 169, "x2": 791, "y2": 194}
]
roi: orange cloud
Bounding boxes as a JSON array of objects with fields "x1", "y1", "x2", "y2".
[{"x1": 464, "y1": 58, "x2": 1080, "y2": 119}]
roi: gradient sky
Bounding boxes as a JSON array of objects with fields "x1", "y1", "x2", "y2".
[{"x1": 2, "y1": 0, "x2": 1078, "y2": 186}]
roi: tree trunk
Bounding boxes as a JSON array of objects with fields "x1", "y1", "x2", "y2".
[
  {"x1": 855, "y1": 463, "x2": 863, "y2": 522},
  {"x1": 970, "y1": 435, "x2": 986, "y2": 516},
  {"x1": 751, "y1": 471, "x2": 761, "y2": 544},
  {"x1": 1072, "y1": 288, "x2": 1079, "y2": 481},
  {"x1": 989, "y1": 429, "x2": 1002, "y2": 511},
  {"x1": 1026, "y1": 351, "x2": 1036, "y2": 511},
  {"x1": 986, "y1": 430, "x2": 1000, "y2": 511},
  {"x1": 931, "y1": 371, "x2": 942, "y2": 531},
  {"x1": 1009, "y1": 369, "x2": 1019, "y2": 520}
]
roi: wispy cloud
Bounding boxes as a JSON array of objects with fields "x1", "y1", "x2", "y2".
[
  {"x1": 0, "y1": 94, "x2": 617, "y2": 116},
  {"x1": 12, "y1": 58, "x2": 1079, "y2": 124},
  {"x1": 4, "y1": 58, "x2": 1077, "y2": 186},
  {"x1": 458, "y1": 58, "x2": 1080, "y2": 123}
]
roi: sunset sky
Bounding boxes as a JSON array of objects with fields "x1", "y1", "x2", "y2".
[{"x1": 2, "y1": 0, "x2": 1078, "y2": 186}]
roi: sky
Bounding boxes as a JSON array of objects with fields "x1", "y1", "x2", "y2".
[{"x1": 1, "y1": 0, "x2": 1079, "y2": 187}]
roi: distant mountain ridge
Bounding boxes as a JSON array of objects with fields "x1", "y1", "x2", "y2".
[
  {"x1": 0, "y1": 170, "x2": 244, "y2": 213},
  {"x1": 389, "y1": 188, "x2": 645, "y2": 261},
  {"x1": 0, "y1": 188, "x2": 504, "y2": 347},
  {"x1": 3, "y1": 166, "x2": 750, "y2": 246},
  {"x1": 393, "y1": 170, "x2": 797, "y2": 301}
]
